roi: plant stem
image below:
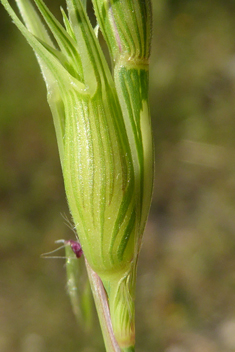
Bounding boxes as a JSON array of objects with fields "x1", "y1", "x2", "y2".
[
  {"x1": 85, "y1": 259, "x2": 121, "y2": 352},
  {"x1": 122, "y1": 347, "x2": 135, "y2": 352}
]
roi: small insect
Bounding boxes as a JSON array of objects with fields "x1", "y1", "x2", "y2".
[
  {"x1": 41, "y1": 213, "x2": 83, "y2": 259},
  {"x1": 41, "y1": 239, "x2": 83, "y2": 259},
  {"x1": 64, "y1": 239, "x2": 83, "y2": 258}
]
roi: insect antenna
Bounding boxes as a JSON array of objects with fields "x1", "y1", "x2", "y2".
[
  {"x1": 41, "y1": 239, "x2": 82, "y2": 259},
  {"x1": 41, "y1": 240, "x2": 74, "y2": 259}
]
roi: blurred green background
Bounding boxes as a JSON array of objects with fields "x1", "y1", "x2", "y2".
[{"x1": 1, "y1": 0, "x2": 235, "y2": 351}]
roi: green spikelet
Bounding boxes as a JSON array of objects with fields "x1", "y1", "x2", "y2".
[{"x1": 1, "y1": 0, "x2": 153, "y2": 350}]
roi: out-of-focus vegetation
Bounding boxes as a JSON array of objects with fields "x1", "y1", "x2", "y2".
[{"x1": 1, "y1": 0, "x2": 235, "y2": 351}]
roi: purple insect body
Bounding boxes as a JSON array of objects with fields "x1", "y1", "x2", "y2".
[
  {"x1": 41, "y1": 239, "x2": 83, "y2": 259},
  {"x1": 66, "y1": 240, "x2": 83, "y2": 258}
]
